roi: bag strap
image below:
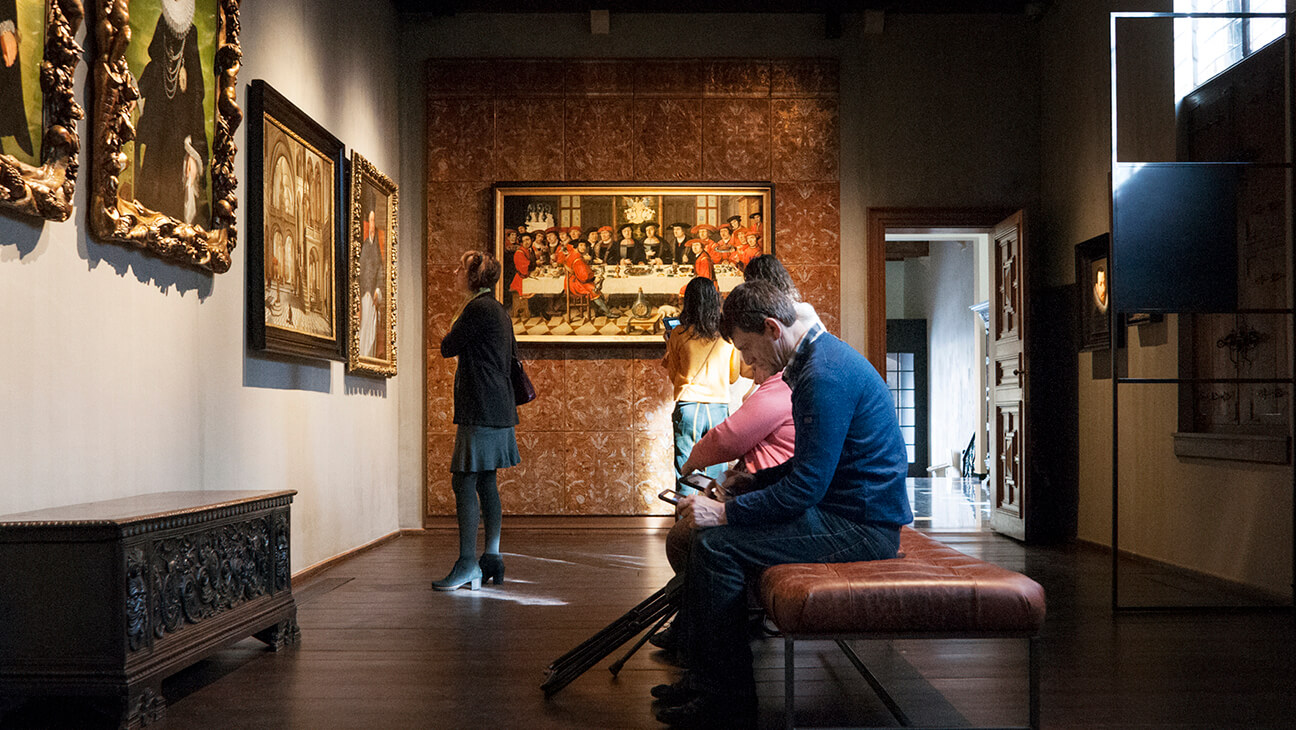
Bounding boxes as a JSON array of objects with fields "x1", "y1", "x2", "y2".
[{"x1": 685, "y1": 335, "x2": 722, "y2": 385}]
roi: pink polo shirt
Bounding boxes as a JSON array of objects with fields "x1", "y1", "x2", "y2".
[{"x1": 686, "y1": 371, "x2": 795, "y2": 473}]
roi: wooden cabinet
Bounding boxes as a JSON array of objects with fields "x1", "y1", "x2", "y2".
[{"x1": 0, "y1": 491, "x2": 299, "y2": 729}]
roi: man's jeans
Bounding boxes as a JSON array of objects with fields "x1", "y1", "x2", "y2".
[{"x1": 680, "y1": 507, "x2": 901, "y2": 698}]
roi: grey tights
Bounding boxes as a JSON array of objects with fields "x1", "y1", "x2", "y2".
[{"x1": 451, "y1": 470, "x2": 501, "y2": 561}]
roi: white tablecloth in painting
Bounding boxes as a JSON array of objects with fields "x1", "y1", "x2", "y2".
[{"x1": 521, "y1": 272, "x2": 743, "y2": 295}]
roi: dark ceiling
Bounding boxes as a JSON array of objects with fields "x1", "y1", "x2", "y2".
[{"x1": 393, "y1": 1, "x2": 1038, "y2": 16}]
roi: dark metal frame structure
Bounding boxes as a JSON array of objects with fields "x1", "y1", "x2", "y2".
[
  {"x1": 1108, "y1": 10, "x2": 1296, "y2": 611},
  {"x1": 780, "y1": 632, "x2": 1039, "y2": 730}
]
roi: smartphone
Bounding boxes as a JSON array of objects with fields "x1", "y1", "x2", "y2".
[
  {"x1": 658, "y1": 489, "x2": 681, "y2": 506},
  {"x1": 663, "y1": 316, "x2": 681, "y2": 332},
  {"x1": 678, "y1": 472, "x2": 718, "y2": 494}
]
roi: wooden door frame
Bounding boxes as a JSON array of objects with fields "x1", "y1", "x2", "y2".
[{"x1": 864, "y1": 207, "x2": 1011, "y2": 372}]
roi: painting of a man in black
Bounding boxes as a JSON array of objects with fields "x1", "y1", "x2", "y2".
[{"x1": 133, "y1": 0, "x2": 210, "y2": 225}]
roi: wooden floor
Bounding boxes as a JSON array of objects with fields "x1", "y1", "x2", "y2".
[{"x1": 4, "y1": 528, "x2": 1294, "y2": 729}]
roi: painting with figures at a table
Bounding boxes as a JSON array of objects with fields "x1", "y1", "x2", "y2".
[{"x1": 495, "y1": 183, "x2": 773, "y2": 343}]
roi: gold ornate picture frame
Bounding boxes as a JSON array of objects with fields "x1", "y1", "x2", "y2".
[
  {"x1": 495, "y1": 182, "x2": 773, "y2": 344},
  {"x1": 88, "y1": 0, "x2": 241, "y2": 273},
  {"x1": 347, "y1": 152, "x2": 398, "y2": 377},
  {"x1": 0, "y1": 0, "x2": 83, "y2": 221}
]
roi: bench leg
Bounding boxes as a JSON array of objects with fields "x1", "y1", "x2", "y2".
[
  {"x1": 1028, "y1": 636, "x2": 1039, "y2": 730},
  {"x1": 785, "y1": 634, "x2": 795, "y2": 730},
  {"x1": 837, "y1": 639, "x2": 913, "y2": 726}
]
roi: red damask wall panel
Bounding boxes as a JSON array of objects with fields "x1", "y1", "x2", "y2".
[
  {"x1": 425, "y1": 58, "x2": 840, "y2": 519},
  {"x1": 565, "y1": 98, "x2": 636, "y2": 181},
  {"x1": 703, "y1": 99, "x2": 772, "y2": 180},
  {"x1": 632, "y1": 98, "x2": 704, "y2": 181}
]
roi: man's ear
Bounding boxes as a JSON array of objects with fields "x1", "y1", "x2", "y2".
[{"x1": 763, "y1": 317, "x2": 782, "y2": 340}]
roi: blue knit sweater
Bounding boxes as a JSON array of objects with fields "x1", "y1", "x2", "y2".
[{"x1": 725, "y1": 327, "x2": 913, "y2": 528}]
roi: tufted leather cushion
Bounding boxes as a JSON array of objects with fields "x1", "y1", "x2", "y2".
[{"x1": 760, "y1": 527, "x2": 1046, "y2": 635}]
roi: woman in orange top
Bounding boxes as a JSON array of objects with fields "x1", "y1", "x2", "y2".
[{"x1": 662, "y1": 277, "x2": 741, "y2": 491}]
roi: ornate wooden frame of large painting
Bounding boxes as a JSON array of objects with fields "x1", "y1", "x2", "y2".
[
  {"x1": 245, "y1": 80, "x2": 346, "y2": 361},
  {"x1": 87, "y1": 0, "x2": 240, "y2": 272},
  {"x1": 346, "y1": 152, "x2": 398, "y2": 377},
  {"x1": 0, "y1": 0, "x2": 83, "y2": 221},
  {"x1": 495, "y1": 182, "x2": 774, "y2": 344}
]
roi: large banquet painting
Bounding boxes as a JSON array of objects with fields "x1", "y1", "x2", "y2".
[{"x1": 495, "y1": 183, "x2": 773, "y2": 343}]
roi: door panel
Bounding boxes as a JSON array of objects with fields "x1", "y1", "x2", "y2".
[{"x1": 991, "y1": 211, "x2": 1027, "y2": 539}]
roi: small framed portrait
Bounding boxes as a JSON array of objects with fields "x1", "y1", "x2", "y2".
[
  {"x1": 346, "y1": 152, "x2": 398, "y2": 377},
  {"x1": 245, "y1": 80, "x2": 346, "y2": 361},
  {"x1": 1076, "y1": 233, "x2": 1111, "y2": 352},
  {"x1": 88, "y1": 0, "x2": 240, "y2": 272},
  {"x1": 0, "y1": 0, "x2": 83, "y2": 221},
  {"x1": 496, "y1": 182, "x2": 774, "y2": 344}
]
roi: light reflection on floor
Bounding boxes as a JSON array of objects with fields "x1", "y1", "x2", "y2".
[{"x1": 907, "y1": 477, "x2": 991, "y2": 531}]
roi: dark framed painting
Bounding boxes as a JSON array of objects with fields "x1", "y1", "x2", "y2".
[
  {"x1": 495, "y1": 182, "x2": 774, "y2": 344},
  {"x1": 1076, "y1": 233, "x2": 1111, "y2": 352},
  {"x1": 346, "y1": 152, "x2": 398, "y2": 377},
  {"x1": 88, "y1": 0, "x2": 240, "y2": 272},
  {"x1": 246, "y1": 80, "x2": 346, "y2": 361},
  {"x1": 0, "y1": 0, "x2": 83, "y2": 221}
]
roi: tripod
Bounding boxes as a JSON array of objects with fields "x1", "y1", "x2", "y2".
[{"x1": 541, "y1": 576, "x2": 683, "y2": 698}]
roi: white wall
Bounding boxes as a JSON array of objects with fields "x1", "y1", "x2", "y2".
[
  {"x1": 925, "y1": 242, "x2": 978, "y2": 470},
  {"x1": 0, "y1": 0, "x2": 404, "y2": 573},
  {"x1": 902, "y1": 257, "x2": 931, "y2": 319},
  {"x1": 885, "y1": 260, "x2": 906, "y2": 317}
]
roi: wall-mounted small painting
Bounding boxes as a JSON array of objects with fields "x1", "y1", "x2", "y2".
[
  {"x1": 347, "y1": 152, "x2": 398, "y2": 377},
  {"x1": 496, "y1": 182, "x2": 773, "y2": 344},
  {"x1": 0, "y1": 0, "x2": 83, "y2": 221},
  {"x1": 1076, "y1": 233, "x2": 1111, "y2": 352},
  {"x1": 88, "y1": 0, "x2": 240, "y2": 272},
  {"x1": 245, "y1": 80, "x2": 346, "y2": 361}
]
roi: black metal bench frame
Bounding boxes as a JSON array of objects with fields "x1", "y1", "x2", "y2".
[{"x1": 781, "y1": 630, "x2": 1039, "y2": 730}]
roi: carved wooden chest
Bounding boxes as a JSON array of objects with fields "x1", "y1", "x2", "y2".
[{"x1": 0, "y1": 490, "x2": 299, "y2": 729}]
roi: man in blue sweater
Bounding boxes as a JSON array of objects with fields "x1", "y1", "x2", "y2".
[{"x1": 656, "y1": 281, "x2": 912, "y2": 727}]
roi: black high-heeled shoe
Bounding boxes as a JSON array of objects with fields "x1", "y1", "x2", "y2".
[{"x1": 479, "y1": 553, "x2": 505, "y2": 585}]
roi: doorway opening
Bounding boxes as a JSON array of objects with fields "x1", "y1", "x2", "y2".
[{"x1": 868, "y1": 209, "x2": 1011, "y2": 533}]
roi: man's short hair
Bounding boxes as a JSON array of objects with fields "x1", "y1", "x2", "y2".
[
  {"x1": 743, "y1": 254, "x2": 800, "y2": 301},
  {"x1": 720, "y1": 281, "x2": 797, "y2": 340}
]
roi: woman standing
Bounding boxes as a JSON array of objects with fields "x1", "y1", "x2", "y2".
[
  {"x1": 435, "y1": 250, "x2": 520, "y2": 591},
  {"x1": 662, "y1": 277, "x2": 741, "y2": 492}
]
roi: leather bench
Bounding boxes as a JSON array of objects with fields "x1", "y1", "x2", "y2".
[{"x1": 759, "y1": 527, "x2": 1046, "y2": 729}]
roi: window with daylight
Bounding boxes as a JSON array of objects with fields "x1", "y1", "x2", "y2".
[
  {"x1": 695, "y1": 195, "x2": 719, "y2": 226},
  {"x1": 559, "y1": 195, "x2": 581, "y2": 230},
  {"x1": 887, "y1": 352, "x2": 918, "y2": 464},
  {"x1": 1174, "y1": 0, "x2": 1286, "y2": 100}
]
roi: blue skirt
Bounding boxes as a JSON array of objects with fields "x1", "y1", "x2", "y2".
[{"x1": 450, "y1": 424, "x2": 520, "y2": 473}]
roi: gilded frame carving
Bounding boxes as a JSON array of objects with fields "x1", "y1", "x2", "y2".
[
  {"x1": 347, "y1": 152, "x2": 398, "y2": 377},
  {"x1": 0, "y1": 0, "x2": 84, "y2": 221},
  {"x1": 88, "y1": 0, "x2": 242, "y2": 273}
]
